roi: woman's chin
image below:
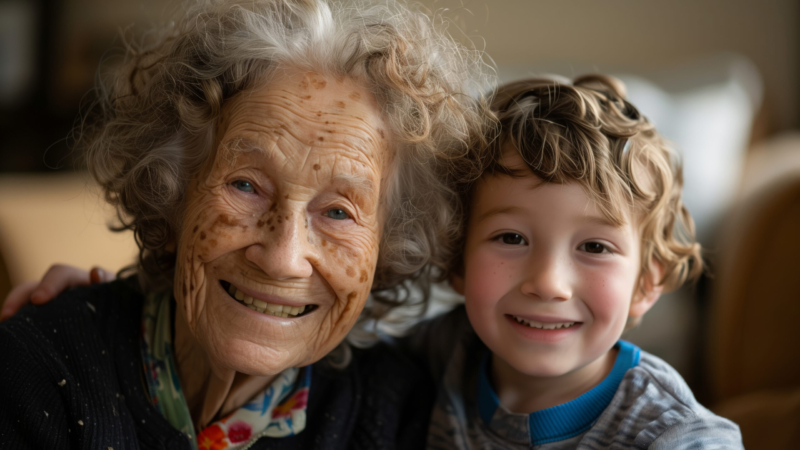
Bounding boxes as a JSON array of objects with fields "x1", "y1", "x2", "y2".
[{"x1": 205, "y1": 339, "x2": 305, "y2": 375}]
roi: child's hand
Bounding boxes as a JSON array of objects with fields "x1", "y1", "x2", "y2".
[{"x1": 0, "y1": 265, "x2": 114, "y2": 321}]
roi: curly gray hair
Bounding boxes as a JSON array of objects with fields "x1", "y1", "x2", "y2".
[{"x1": 84, "y1": 0, "x2": 495, "y2": 319}]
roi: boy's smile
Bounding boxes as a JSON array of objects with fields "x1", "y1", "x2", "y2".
[{"x1": 455, "y1": 152, "x2": 660, "y2": 412}]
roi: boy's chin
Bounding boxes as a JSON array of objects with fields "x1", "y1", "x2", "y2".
[{"x1": 493, "y1": 346, "x2": 615, "y2": 382}]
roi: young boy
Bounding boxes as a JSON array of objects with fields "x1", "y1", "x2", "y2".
[{"x1": 412, "y1": 75, "x2": 743, "y2": 449}]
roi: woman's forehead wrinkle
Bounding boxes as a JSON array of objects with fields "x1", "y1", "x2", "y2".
[{"x1": 225, "y1": 108, "x2": 381, "y2": 170}]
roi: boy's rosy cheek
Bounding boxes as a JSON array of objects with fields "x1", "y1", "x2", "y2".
[
  {"x1": 582, "y1": 272, "x2": 633, "y2": 318},
  {"x1": 464, "y1": 254, "x2": 507, "y2": 305}
]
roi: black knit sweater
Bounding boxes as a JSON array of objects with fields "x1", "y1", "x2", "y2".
[{"x1": 0, "y1": 279, "x2": 434, "y2": 449}]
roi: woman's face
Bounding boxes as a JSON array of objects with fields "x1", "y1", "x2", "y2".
[{"x1": 175, "y1": 70, "x2": 389, "y2": 375}]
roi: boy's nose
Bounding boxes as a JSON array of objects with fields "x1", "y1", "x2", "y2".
[{"x1": 520, "y1": 254, "x2": 572, "y2": 302}]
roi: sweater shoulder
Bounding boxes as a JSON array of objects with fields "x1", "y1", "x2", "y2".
[
  {"x1": 585, "y1": 350, "x2": 742, "y2": 448},
  {"x1": 0, "y1": 279, "x2": 147, "y2": 447}
]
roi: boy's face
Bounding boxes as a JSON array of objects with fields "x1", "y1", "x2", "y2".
[{"x1": 455, "y1": 152, "x2": 659, "y2": 381}]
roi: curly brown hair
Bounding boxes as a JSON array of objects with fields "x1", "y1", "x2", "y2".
[
  {"x1": 81, "y1": 0, "x2": 495, "y2": 319},
  {"x1": 450, "y1": 74, "x2": 702, "y2": 298}
]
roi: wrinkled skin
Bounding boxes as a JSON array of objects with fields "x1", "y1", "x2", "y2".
[{"x1": 174, "y1": 70, "x2": 389, "y2": 387}]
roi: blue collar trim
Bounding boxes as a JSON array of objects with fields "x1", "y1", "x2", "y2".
[{"x1": 477, "y1": 340, "x2": 640, "y2": 445}]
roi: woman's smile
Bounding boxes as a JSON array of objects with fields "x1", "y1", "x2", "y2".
[{"x1": 219, "y1": 280, "x2": 317, "y2": 318}]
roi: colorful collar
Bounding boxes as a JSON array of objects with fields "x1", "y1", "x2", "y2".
[
  {"x1": 140, "y1": 292, "x2": 311, "y2": 450},
  {"x1": 477, "y1": 340, "x2": 640, "y2": 446}
]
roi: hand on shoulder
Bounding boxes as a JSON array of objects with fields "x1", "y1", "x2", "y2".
[{"x1": 0, "y1": 265, "x2": 114, "y2": 321}]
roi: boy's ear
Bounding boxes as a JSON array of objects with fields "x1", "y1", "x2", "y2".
[
  {"x1": 450, "y1": 272, "x2": 466, "y2": 295},
  {"x1": 629, "y1": 259, "x2": 664, "y2": 319}
]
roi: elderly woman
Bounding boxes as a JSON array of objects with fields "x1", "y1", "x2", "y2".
[{"x1": 0, "y1": 0, "x2": 492, "y2": 448}]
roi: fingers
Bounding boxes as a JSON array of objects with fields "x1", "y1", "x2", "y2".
[
  {"x1": 30, "y1": 264, "x2": 93, "y2": 304},
  {"x1": 89, "y1": 267, "x2": 116, "y2": 284},
  {"x1": 0, "y1": 264, "x2": 112, "y2": 322},
  {"x1": 0, "y1": 281, "x2": 39, "y2": 321}
]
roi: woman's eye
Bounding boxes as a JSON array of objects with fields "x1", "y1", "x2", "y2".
[
  {"x1": 326, "y1": 208, "x2": 350, "y2": 220},
  {"x1": 499, "y1": 233, "x2": 526, "y2": 245},
  {"x1": 582, "y1": 242, "x2": 608, "y2": 254},
  {"x1": 232, "y1": 180, "x2": 255, "y2": 193}
]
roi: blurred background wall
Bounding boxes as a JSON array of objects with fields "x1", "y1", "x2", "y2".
[{"x1": 1, "y1": 1, "x2": 799, "y2": 447}]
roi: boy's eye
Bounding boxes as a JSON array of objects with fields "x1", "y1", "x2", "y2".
[
  {"x1": 232, "y1": 180, "x2": 255, "y2": 193},
  {"x1": 499, "y1": 233, "x2": 527, "y2": 245},
  {"x1": 326, "y1": 208, "x2": 349, "y2": 220},
  {"x1": 581, "y1": 242, "x2": 608, "y2": 254}
]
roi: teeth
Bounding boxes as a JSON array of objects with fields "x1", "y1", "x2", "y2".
[
  {"x1": 513, "y1": 316, "x2": 576, "y2": 330},
  {"x1": 227, "y1": 285, "x2": 307, "y2": 318}
]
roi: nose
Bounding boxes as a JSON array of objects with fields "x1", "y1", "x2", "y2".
[
  {"x1": 244, "y1": 207, "x2": 315, "y2": 280},
  {"x1": 520, "y1": 252, "x2": 572, "y2": 302}
]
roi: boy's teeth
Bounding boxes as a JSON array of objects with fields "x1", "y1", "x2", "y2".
[
  {"x1": 228, "y1": 286, "x2": 306, "y2": 317},
  {"x1": 513, "y1": 316, "x2": 576, "y2": 330}
]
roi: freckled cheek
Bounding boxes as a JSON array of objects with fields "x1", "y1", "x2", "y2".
[
  {"x1": 317, "y1": 238, "x2": 377, "y2": 295},
  {"x1": 179, "y1": 197, "x2": 262, "y2": 262},
  {"x1": 464, "y1": 251, "x2": 511, "y2": 307}
]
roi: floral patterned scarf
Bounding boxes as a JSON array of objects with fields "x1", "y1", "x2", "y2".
[{"x1": 140, "y1": 292, "x2": 311, "y2": 449}]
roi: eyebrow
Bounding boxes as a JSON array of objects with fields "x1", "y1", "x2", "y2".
[
  {"x1": 222, "y1": 137, "x2": 267, "y2": 155},
  {"x1": 475, "y1": 205, "x2": 526, "y2": 223},
  {"x1": 582, "y1": 214, "x2": 621, "y2": 228},
  {"x1": 332, "y1": 173, "x2": 375, "y2": 197}
]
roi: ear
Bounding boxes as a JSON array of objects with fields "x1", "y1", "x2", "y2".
[
  {"x1": 450, "y1": 272, "x2": 466, "y2": 295},
  {"x1": 629, "y1": 259, "x2": 664, "y2": 319}
]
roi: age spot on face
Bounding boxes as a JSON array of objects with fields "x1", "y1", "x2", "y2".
[
  {"x1": 346, "y1": 266, "x2": 355, "y2": 277},
  {"x1": 335, "y1": 101, "x2": 346, "y2": 109},
  {"x1": 200, "y1": 232, "x2": 207, "y2": 240},
  {"x1": 213, "y1": 214, "x2": 241, "y2": 229},
  {"x1": 257, "y1": 220, "x2": 265, "y2": 228},
  {"x1": 310, "y1": 78, "x2": 326, "y2": 90},
  {"x1": 359, "y1": 270, "x2": 368, "y2": 283},
  {"x1": 193, "y1": 225, "x2": 199, "y2": 234},
  {"x1": 313, "y1": 164, "x2": 321, "y2": 171}
]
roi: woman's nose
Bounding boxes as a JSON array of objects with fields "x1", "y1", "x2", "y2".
[
  {"x1": 520, "y1": 254, "x2": 572, "y2": 302},
  {"x1": 244, "y1": 209, "x2": 314, "y2": 280}
]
